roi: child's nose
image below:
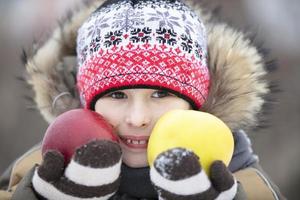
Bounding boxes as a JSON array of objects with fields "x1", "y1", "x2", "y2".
[{"x1": 125, "y1": 102, "x2": 151, "y2": 128}]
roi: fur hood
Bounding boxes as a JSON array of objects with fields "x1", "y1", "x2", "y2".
[{"x1": 24, "y1": 0, "x2": 270, "y2": 132}]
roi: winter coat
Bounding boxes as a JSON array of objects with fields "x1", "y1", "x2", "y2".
[{"x1": 0, "y1": 0, "x2": 285, "y2": 199}]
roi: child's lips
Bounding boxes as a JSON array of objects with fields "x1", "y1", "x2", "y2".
[{"x1": 118, "y1": 135, "x2": 149, "y2": 149}]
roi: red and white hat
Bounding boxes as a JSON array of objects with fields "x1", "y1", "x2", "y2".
[{"x1": 77, "y1": 0, "x2": 210, "y2": 109}]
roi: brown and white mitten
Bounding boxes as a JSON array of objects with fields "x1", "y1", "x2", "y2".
[
  {"x1": 150, "y1": 148, "x2": 237, "y2": 200},
  {"x1": 32, "y1": 140, "x2": 122, "y2": 200}
]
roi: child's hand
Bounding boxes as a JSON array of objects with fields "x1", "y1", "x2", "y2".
[
  {"x1": 150, "y1": 148, "x2": 237, "y2": 200},
  {"x1": 32, "y1": 140, "x2": 122, "y2": 200}
]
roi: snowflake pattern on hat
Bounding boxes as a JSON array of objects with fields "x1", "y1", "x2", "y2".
[{"x1": 77, "y1": 0, "x2": 209, "y2": 109}]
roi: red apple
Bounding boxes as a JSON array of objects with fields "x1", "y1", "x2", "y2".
[{"x1": 41, "y1": 109, "x2": 118, "y2": 165}]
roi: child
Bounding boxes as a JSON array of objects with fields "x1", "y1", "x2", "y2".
[{"x1": 0, "y1": 0, "x2": 285, "y2": 199}]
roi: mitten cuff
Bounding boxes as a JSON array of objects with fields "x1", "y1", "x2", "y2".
[{"x1": 32, "y1": 168, "x2": 116, "y2": 200}]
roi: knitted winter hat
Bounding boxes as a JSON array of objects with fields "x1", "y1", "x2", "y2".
[{"x1": 77, "y1": 0, "x2": 209, "y2": 109}]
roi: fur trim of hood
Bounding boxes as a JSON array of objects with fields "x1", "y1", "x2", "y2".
[{"x1": 24, "y1": 0, "x2": 270, "y2": 132}]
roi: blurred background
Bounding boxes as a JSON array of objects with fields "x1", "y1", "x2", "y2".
[{"x1": 0, "y1": 0, "x2": 299, "y2": 199}]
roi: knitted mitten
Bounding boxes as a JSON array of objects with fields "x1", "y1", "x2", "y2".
[
  {"x1": 32, "y1": 140, "x2": 122, "y2": 200},
  {"x1": 150, "y1": 148, "x2": 237, "y2": 200}
]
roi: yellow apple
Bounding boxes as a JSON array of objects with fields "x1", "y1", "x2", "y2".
[{"x1": 147, "y1": 110, "x2": 234, "y2": 174}]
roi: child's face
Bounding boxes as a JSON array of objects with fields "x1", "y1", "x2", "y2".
[{"x1": 95, "y1": 88, "x2": 190, "y2": 168}]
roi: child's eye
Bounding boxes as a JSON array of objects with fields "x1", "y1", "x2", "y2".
[
  {"x1": 108, "y1": 91, "x2": 127, "y2": 99},
  {"x1": 151, "y1": 90, "x2": 172, "y2": 98}
]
